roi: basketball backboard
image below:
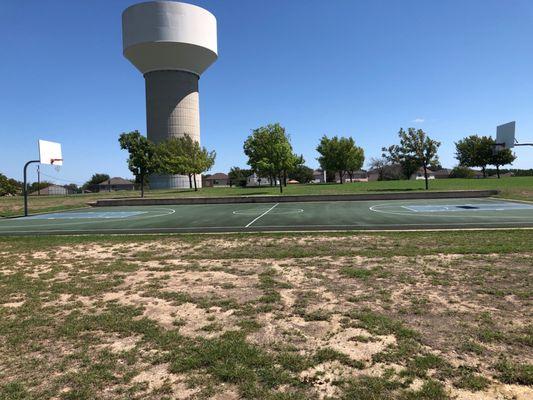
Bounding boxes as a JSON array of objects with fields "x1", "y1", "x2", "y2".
[
  {"x1": 496, "y1": 121, "x2": 516, "y2": 149},
  {"x1": 38, "y1": 140, "x2": 63, "y2": 165}
]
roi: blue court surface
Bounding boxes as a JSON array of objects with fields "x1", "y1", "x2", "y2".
[{"x1": 1, "y1": 198, "x2": 532, "y2": 235}]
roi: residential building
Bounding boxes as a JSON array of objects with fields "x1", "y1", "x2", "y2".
[
  {"x1": 203, "y1": 173, "x2": 230, "y2": 187},
  {"x1": 97, "y1": 177, "x2": 135, "y2": 192}
]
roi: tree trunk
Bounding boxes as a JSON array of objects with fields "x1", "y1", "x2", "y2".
[
  {"x1": 482, "y1": 166, "x2": 486, "y2": 178},
  {"x1": 339, "y1": 171, "x2": 343, "y2": 184},
  {"x1": 140, "y1": 173, "x2": 145, "y2": 198},
  {"x1": 279, "y1": 175, "x2": 283, "y2": 193},
  {"x1": 496, "y1": 165, "x2": 500, "y2": 179},
  {"x1": 283, "y1": 171, "x2": 287, "y2": 187},
  {"x1": 193, "y1": 174, "x2": 198, "y2": 191},
  {"x1": 188, "y1": 174, "x2": 193, "y2": 189},
  {"x1": 423, "y1": 165, "x2": 429, "y2": 190}
]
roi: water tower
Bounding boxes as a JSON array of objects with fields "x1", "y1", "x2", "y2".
[{"x1": 122, "y1": 1, "x2": 218, "y2": 189}]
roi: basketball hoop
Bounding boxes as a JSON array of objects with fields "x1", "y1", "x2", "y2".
[{"x1": 51, "y1": 158, "x2": 63, "y2": 173}]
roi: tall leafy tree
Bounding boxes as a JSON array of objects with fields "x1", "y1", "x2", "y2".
[
  {"x1": 118, "y1": 131, "x2": 159, "y2": 197},
  {"x1": 157, "y1": 135, "x2": 216, "y2": 191},
  {"x1": 288, "y1": 165, "x2": 314, "y2": 184},
  {"x1": 243, "y1": 123, "x2": 302, "y2": 193},
  {"x1": 189, "y1": 141, "x2": 216, "y2": 191},
  {"x1": 455, "y1": 135, "x2": 493, "y2": 178},
  {"x1": 317, "y1": 135, "x2": 364, "y2": 183},
  {"x1": 490, "y1": 148, "x2": 516, "y2": 178},
  {"x1": 0, "y1": 173, "x2": 22, "y2": 197},
  {"x1": 82, "y1": 173, "x2": 110, "y2": 190},
  {"x1": 384, "y1": 128, "x2": 440, "y2": 190},
  {"x1": 228, "y1": 167, "x2": 253, "y2": 187},
  {"x1": 381, "y1": 144, "x2": 419, "y2": 180},
  {"x1": 345, "y1": 143, "x2": 365, "y2": 182}
]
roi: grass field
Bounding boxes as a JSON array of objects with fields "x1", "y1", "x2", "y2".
[
  {"x1": 1, "y1": 177, "x2": 532, "y2": 217},
  {"x1": 0, "y1": 231, "x2": 531, "y2": 399}
]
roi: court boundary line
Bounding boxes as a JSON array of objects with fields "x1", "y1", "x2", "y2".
[
  {"x1": 245, "y1": 203, "x2": 279, "y2": 227},
  {"x1": 25, "y1": 211, "x2": 149, "y2": 220},
  {"x1": 400, "y1": 202, "x2": 533, "y2": 213},
  {"x1": 490, "y1": 196, "x2": 533, "y2": 204},
  {"x1": 0, "y1": 208, "x2": 176, "y2": 229},
  {"x1": 370, "y1": 199, "x2": 533, "y2": 219}
]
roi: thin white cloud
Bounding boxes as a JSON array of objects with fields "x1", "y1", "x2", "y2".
[{"x1": 412, "y1": 118, "x2": 425, "y2": 123}]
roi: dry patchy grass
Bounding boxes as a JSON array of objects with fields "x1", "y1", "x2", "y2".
[{"x1": 0, "y1": 233, "x2": 531, "y2": 399}]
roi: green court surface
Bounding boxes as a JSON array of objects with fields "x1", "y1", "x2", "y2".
[{"x1": 1, "y1": 198, "x2": 533, "y2": 235}]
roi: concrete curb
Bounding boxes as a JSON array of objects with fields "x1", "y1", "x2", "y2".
[{"x1": 92, "y1": 190, "x2": 500, "y2": 207}]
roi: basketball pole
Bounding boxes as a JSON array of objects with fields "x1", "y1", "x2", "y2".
[{"x1": 23, "y1": 160, "x2": 40, "y2": 217}]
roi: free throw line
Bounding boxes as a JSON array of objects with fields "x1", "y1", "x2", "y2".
[{"x1": 245, "y1": 203, "x2": 279, "y2": 228}]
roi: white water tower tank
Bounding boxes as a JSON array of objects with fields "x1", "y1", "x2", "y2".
[{"x1": 122, "y1": 1, "x2": 218, "y2": 189}]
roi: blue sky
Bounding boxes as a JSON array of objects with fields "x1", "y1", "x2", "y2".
[{"x1": 1, "y1": 0, "x2": 533, "y2": 185}]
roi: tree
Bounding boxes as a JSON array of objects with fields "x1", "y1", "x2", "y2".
[
  {"x1": 316, "y1": 135, "x2": 364, "y2": 183},
  {"x1": 368, "y1": 157, "x2": 388, "y2": 181},
  {"x1": 449, "y1": 166, "x2": 475, "y2": 179},
  {"x1": 345, "y1": 144, "x2": 365, "y2": 182},
  {"x1": 118, "y1": 131, "x2": 159, "y2": 197},
  {"x1": 190, "y1": 141, "x2": 216, "y2": 191},
  {"x1": 288, "y1": 165, "x2": 314, "y2": 184},
  {"x1": 0, "y1": 173, "x2": 22, "y2": 196},
  {"x1": 455, "y1": 135, "x2": 493, "y2": 178},
  {"x1": 83, "y1": 173, "x2": 110, "y2": 190},
  {"x1": 243, "y1": 123, "x2": 302, "y2": 193},
  {"x1": 381, "y1": 144, "x2": 419, "y2": 180},
  {"x1": 157, "y1": 135, "x2": 216, "y2": 191},
  {"x1": 228, "y1": 167, "x2": 252, "y2": 187},
  {"x1": 384, "y1": 128, "x2": 440, "y2": 190},
  {"x1": 490, "y1": 148, "x2": 516, "y2": 178}
]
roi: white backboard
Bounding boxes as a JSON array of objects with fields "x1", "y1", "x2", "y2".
[
  {"x1": 496, "y1": 121, "x2": 516, "y2": 149},
  {"x1": 38, "y1": 140, "x2": 63, "y2": 165}
]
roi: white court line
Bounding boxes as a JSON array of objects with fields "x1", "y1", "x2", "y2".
[{"x1": 245, "y1": 203, "x2": 279, "y2": 227}]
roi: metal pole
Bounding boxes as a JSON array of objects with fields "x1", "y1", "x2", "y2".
[
  {"x1": 23, "y1": 160, "x2": 40, "y2": 217},
  {"x1": 37, "y1": 165, "x2": 40, "y2": 196}
]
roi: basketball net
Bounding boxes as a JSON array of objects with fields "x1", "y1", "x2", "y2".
[{"x1": 51, "y1": 159, "x2": 63, "y2": 173}]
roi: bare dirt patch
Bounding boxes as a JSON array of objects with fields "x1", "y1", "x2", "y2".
[{"x1": 0, "y1": 235, "x2": 531, "y2": 399}]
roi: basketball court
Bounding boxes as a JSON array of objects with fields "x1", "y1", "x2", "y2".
[{"x1": 1, "y1": 197, "x2": 532, "y2": 235}]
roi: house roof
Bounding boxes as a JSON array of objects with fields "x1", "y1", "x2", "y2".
[
  {"x1": 30, "y1": 184, "x2": 67, "y2": 195},
  {"x1": 205, "y1": 173, "x2": 228, "y2": 180},
  {"x1": 98, "y1": 177, "x2": 134, "y2": 185},
  {"x1": 433, "y1": 169, "x2": 451, "y2": 177}
]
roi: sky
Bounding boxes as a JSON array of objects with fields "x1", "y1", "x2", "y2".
[{"x1": 1, "y1": 0, "x2": 533, "y2": 185}]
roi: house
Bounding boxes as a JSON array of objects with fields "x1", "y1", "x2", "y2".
[
  {"x1": 97, "y1": 177, "x2": 135, "y2": 192},
  {"x1": 311, "y1": 170, "x2": 326, "y2": 183},
  {"x1": 410, "y1": 168, "x2": 436, "y2": 180},
  {"x1": 433, "y1": 169, "x2": 451, "y2": 179},
  {"x1": 339, "y1": 170, "x2": 368, "y2": 183},
  {"x1": 30, "y1": 184, "x2": 72, "y2": 196},
  {"x1": 203, "y1": 173, "x2": 229, "y2": 187},
  {"x1": 247, "y1": 173, "x2": 277, "y2": 187}
]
